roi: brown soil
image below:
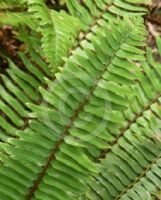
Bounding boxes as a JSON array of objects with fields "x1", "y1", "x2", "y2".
[
  {"x1": 0, "y1": 25, "x2": 24, "y2": 73},
  {"x1": 145, "y1": 0, "x2": 161, "y2": 62}
]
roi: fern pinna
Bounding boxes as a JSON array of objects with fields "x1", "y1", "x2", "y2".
[{"x1": 1, "y1": 0, "x2": 161, "y2": 200}]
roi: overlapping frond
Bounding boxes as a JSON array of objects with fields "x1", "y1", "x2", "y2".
[
  {"x1": 0, "y1": 17, "x2": 147, "y2": 200},
  {"x1": 66, "y1": 0, "x2": 150, "y2": 31},
  {"x1": 0, "y1": 47, "x2": 51, "y2": 144},
  {"x1": 0, "y1": 12, "x2": 36, "y2": 29},
  {"x1": 27, "y1": 0, "x2": 80, "y2": 70},
  {"x1": 82, "y1": 38, "x2": 161, "y2": 200}
]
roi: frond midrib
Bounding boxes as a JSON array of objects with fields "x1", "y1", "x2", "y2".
[
  {"x1": 97, "y1": 91, "x2": 161, "y2": 161},
  {"x1": 115, "y1": 153, "x2": 161, "y2": 200}
]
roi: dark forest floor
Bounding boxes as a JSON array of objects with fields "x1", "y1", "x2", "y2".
[{"x1": 146, "y1": 0, "x2": 161, "y2": 60}]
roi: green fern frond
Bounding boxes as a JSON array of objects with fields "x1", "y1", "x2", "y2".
[
  {"x1": 0, "y1": 47, "x2": 51, "y2": 143},
  {"x1": 27, "y1": 0, "x2": 80, "y2": 70},
  {"x1": 81, "y1": 38, "x2": 161, "y2": 200},
  {"x1": 0, "y1": 17, "x2": 147, "y2": 200},
  {"x1": 59, "y1": 0, "x2": 149, "y2": 79},
  {"x1": 66, "y1": 0, "x2": 150, "y2": 31},
  {"x1": 0, "y1": 12, "x2": 36, "y2": 29}
]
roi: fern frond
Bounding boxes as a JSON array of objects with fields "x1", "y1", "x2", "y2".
[
  {"x1": 59, "y1": 0, "x2": 149, "y2": 78},
  {"x1": 82, "y1": 38, "x2": 161, "y2": 200},
  {"x1": 0, "y1": 22, "x2": 52, "y2": 138},
  {"x1": 66, "y1": 0, "x2": 150, "y2": 31},
  {"x1": 0, "y1": 12, "x2": 36, "y2": 29},
  {"x1": 0, "y1": 17, "x2": 147, "y2": 200},
  {"x1": 0, "y1": 48, "x2": 51, "y2": 143},
  {"x1": 27, "y1": 0, "x2": 80, "y2": 70}
]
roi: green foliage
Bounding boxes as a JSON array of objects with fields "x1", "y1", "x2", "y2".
[
  {"x1": 82, "y1": 38, "x2": 161, "y2": 199},
  {"x1": 27, "y1": 0, "x2": 80, "y2": 70},
  {"x1": 0, "y1": 12, "x2": 35, "y2": 29},
  {"x1": 66, "y1": 0, "x2": 149, "y2": 30},
  {"x1": 0, "y1": 0, "x2": 26, "y2": 10},
  {"x1": 0, "y1": 0, "x2": 161, "y2": 200},
  {"x1": 0, "y1": 50, "x2": 51, "y2": 143}
]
